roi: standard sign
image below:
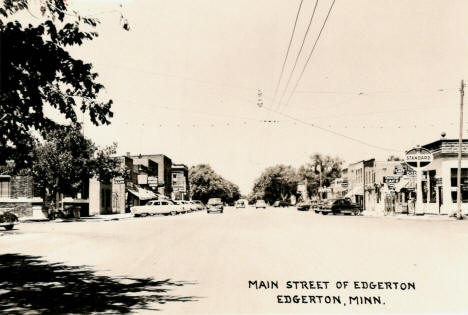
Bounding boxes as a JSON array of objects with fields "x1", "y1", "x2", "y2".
[{"x1": 405, "y1": 147, "x2": 433, "y2": 169}]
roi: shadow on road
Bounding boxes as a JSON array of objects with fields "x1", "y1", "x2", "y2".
[{"x1": 0, "y1": 254, "x2": 198, "y2": 314}]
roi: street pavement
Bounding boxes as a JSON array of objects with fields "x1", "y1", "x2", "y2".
[{"x1": 1, "y1": 206, "x2": 468, "y2": 314}]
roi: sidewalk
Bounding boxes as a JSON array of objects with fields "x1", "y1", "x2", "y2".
[
  {"x1": 361, "y1": 210, "x2": 465, "y2": 222},
  {"x1": 19, "y1": 213, "x2": 133, "y2": 223}
]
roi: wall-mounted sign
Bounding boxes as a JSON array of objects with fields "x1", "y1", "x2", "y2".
[
  {"x1": 405, "y1": 147, "x2": 433, "y2": 169},
  {"x1": 384, "y1": 176, "x2": 401, "y2": 184},
  {"x1": 148, "y1": 176, "x2": 158, "y2": 187},
  {"x1": 113, "y1": 177, "x2": 125, "y2": 185},
  {"x1": 173, "y1": 185, "x2": 186, "y2": 193},
  {"x1": 407, "y1": 169, "x2": 417, "y2": 177},
  {"x1": 137, "y1": 174, "x2": 148, "y2": 185}
]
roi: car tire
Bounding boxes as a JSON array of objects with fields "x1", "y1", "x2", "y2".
[
  {"x1": 4, "y1": 225, "x2": 14, "y2": 230},
  {"x1": 314, "y1": 210, "x2": 319, "y2": 214},
  {"x1": 322, "y1": 212, "x2": 328, "y2": 215}
]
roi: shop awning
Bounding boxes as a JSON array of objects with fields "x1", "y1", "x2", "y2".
[
  {"x1": 394, "y1": 177, "x2": 416, "y2": 192},
  {"x1": 127, "y1": 187, "x2": 157, "y2": 201},
  {"x1": 345, "y1": 185, "x2": 364, "y2": 197}
]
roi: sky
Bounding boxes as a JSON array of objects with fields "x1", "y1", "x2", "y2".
[{"x1": 35, "y1": 0, "x2": 468, "y2": 194}]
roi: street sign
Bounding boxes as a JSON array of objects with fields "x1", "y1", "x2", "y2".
[
  {"x1": 148, "y1": 176, "x2": 158, "y2": 187},
  {"x1": 405, "y1": 147, "x2": 433, "y2": 169},
  {"x1": 394, "y1": 167, "x2": 405, "y2": 176},
  {"x1": 407, "y1": 169, "x2": 417, "y2": 177},
  {"x1": 384, "y1": 176, "x2": 401, "y2": 184},
  {"x1": 113, "y1": 177, "x2": 125, "y2": 185}
]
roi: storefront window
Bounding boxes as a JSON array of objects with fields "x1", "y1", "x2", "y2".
[
  {"x1": 428, "y1": 170, "x2": 436, "y2": 203},
  {"x1": 450, "y1": 168, "x2": 468, "y2": 203},
  {"x1": 0, "y1": 178, "x2": 10, "y2": 198},
  {"x1": 422, "y1": 172, "x2": 428, "y2": 203}
]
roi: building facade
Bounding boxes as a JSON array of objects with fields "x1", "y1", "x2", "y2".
[{"x1": 171, "y1": 164, "x2": 189, "y2": 200}]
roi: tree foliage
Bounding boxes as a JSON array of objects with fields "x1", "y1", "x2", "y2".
[
  {"x1": 0, "y1": 0, "x2": 122, "y2": 169},
  {"x1": 30, "y1": 125, "x2": 122, "y2": 208},
  {"x1": 189, "y1": 164, "x2": 241, "y2": 205},
  {"x1": 250, "y1": 164, "x2": 299, "y2": 205},
  {"x1": 297, "y1": 153, "x2": 343, "y2": 198},
  {"x1": 387, "y1": 155, "x2": 402, "y2": 161}
]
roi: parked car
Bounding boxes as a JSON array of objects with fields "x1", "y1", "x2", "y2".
[
  {"x1": 296, "y1": 201, "x2": 311, "y2": 211},
  {"x1": 180, "y1": 200, "x2": 198, "y2": 212},
  {"x1": 255, "y1": 200, "x2": 267, "y2": 209},
  {"x1": 317, "y1": 198, "x2": 361, "y2": 215},
  {"x1": 191, "y1": 200, "x2": 205, "y2": 211},
  {"x1": 312, "y1": 200, "x2": 325, "y2": 213},
  {"x1": 274, "y1": 200, "x2": 289, "y2": 207},
  {"x1": 235, "y1": 200, "x2": 246, "y2": 208},
  {"x1": 172, "y1": 200, "x2": 190, "y2": 213},
  {"x1": 130, "y1": 200, "x2": 180, "y2": 216},
  {"x1": 207, "y1": 198, "x2": 224, "y2": 214},
  {"x1": 0, "y1": 209, "x2": 18, "y2": 230}
]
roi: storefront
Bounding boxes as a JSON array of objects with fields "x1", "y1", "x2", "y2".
[{"x1": 407, "y1": 139, "x2": 468, "y2": 215}]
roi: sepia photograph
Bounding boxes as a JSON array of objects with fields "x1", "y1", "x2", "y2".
[{"x1": 1, "y1": 0, "x2": 468, "y2": 314}]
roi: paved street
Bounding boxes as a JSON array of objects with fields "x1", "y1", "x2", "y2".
[{"x1": 2, "y1": 207, "x2": 468, "y2": 314}]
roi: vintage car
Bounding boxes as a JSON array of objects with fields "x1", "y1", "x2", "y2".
[
  {"x1": 316, "y1": 198, "x2": 362, "y2": 216},
  {"x1": 255, "y1": 200, "x2": 267, "y2": 209},
  {"x1": 296, "y1": 201, "x2": 311, "y2": 211},
  {"x1": 130, "y1": 200, "x2": 181, "y2": 216},
  {"x1": 235, "y1": 200, "x2": 247, "y2": 208},
  {"x1": 190, "y1": 200, "x2": 205, "y2": 211},
  {"x1": 207, "y1": 198, "x2": 224, "y2": 214},
  {"x1": 0, "y1": 209, "x2": 19, "y2": 230}
]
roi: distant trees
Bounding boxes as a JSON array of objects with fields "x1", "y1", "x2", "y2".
[
  {"x1": 298, "y1": 153, "x2": 343, "y2": 198},
  {"x1": 249, "y1": 165, "x2": 299, "y2": 205},
  {"x1": 387, "y1": 155, "x2": 402, "y2": 161},
  {"x1": 249, "y1": 153, "x2": 344, "y2": 203},
  {"x1": 189, "y1": 164, "x2": 241, "y2": 204}
]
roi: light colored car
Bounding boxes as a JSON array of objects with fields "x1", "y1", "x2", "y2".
[
  {"x1": 235, "y1": 200, "x2": 246, "y2": 208},
  {"x1": 191, "y1": 200, "x2": 205, "y2": 211},
  {"x1": 172, "y1": 200, "x2": 190, "y2": 214},
  {"x1": 131, "y1": 200, "x2": 180, "y2": 216},
  {"x1": 180, "y1": 200, "x2": 198, "y2": 212},
  {"x1": 255, "y1": 200, "x2": 267, "y2": 209},
  {"x1": 207, "y1": 198, "x2": 224, "y2": 214}
]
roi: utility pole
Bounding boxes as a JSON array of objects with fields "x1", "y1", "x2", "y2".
[{"x1": 457, "y1": 80, "x2": 465, "y2": 220}]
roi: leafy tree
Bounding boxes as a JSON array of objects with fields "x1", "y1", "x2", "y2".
[
  {"x1": 30, "y1": 124, "x2": 122, "y2": 211},
  {"x1": 298, "y1": 153, "x2": 343, "y2": 198},
  {"x1": 387, "y1": 155, "x2": 402, "y2": 161},
  {"x1": 0, "y1": 0, "x2": 128, "y2": 169},
  {"x1": 250, "y1": 165, "x2": 299, "y2": 205},
  {"x1": 189, "y1": 164, "x2": 241, "y2": 204}
]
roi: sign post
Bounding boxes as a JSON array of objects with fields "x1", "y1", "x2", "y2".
[{"x1": 404, "y1": 147, "x2": 434, "y2": 215}]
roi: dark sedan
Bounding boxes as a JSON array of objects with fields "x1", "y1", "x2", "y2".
[{"x1": 317, "y1": 198, "x2": 361, "y2": 215}]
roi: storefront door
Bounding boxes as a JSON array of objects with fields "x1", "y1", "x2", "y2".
[{"x1": 438, "y1": 186, "x2": 442, "y2": 214}]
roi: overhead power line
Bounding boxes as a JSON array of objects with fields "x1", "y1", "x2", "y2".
[
  {"x1": 279, "y1": 0, "x2": 336, "y2": 114},
  {"x1": 276, "y1": 0, "x2": 319, "y2": 111},
  {"x1": 271, "y1": 0, "x2": 304, "y2": 104},
  {"x1": 263, "y1": 105, "x2": 401, "y2": 153}
]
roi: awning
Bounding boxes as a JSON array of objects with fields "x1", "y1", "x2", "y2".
[
  {"x1": 345, "y1": 186, "x2": 364, "y2": 197},
  {"x1": 127, "y1": 186, "x2": 157, "y2": 201},
  {"x1": 394, "y1": 177, "x2": 416, "y2": 192}
]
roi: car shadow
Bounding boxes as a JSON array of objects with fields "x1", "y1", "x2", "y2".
[{"x1": 0, "y1": 253, "x2": 198, "y2": 314}]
